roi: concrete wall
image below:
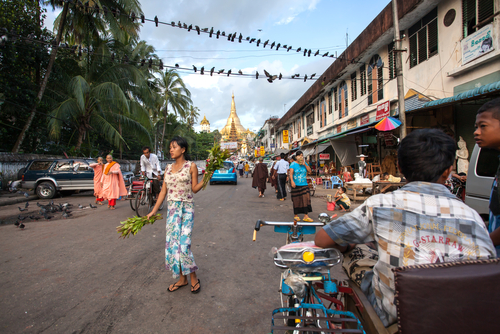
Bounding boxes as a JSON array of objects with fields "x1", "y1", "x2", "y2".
[{"x1": 0, "y1": 152, "x2": 207, "y2": 189}]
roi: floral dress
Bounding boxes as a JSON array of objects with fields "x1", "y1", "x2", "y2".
[{"x1": 163, "y1": 161, "x2": 198, "y2": 278}]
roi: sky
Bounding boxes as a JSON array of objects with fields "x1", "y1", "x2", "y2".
[{"x1": 43, "y1": 0, "x2": 390, "y2": 133}]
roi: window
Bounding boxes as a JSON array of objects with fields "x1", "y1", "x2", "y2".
[
  {"x1": 409, "y1": 7, "x2": 438, "y2": 68},
  {"x1": 388, "y1": 42, "x2": 396, "y2": 80},
  {"x1": 338, "y1": 81, "x2": 348, "y2": 119},
  {"x1": 73, "y1": 160, "x2": 90, "y2": 171},
  {"x1": 463, "y1": 0, "x2": 495, "y2": 37},
  {"x1": 351, "y1": 72, "x2": 357, "y2": 101},
  {"x1": 306, "y1": 112, "x2": 314, "y2": 127},
  {"x1": 320, "y1": 98, "x2": 327, "y2": 127},
  {"x1": 333, "y1": 87, "x2": 338, "y2": 111},
  {"x1": 54, "y1": 161, "x2": 72, "y2": 172},
  {"x1": 367, "y1": 55, "x2": 383, "y2": 105},
  {"x1": 360, "y1": 65, "x2": 366, "y2": 96},
  {"x1": 328, "y1": 89, "x2": 333, "y2": 114},
  {"x1": 29, "y1": 161, "x2": 52, "y2": 171},
  {"x1": 297, "y1": 117, "x2": 302, "y2": 138}
]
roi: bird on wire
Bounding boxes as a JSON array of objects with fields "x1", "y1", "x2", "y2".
[
  {"x1": 227, "y1": 69, "x2": 232, "y2": 76},
  {"x1": 311, "y1": 73, "x2": 316, "y2": 79},
  {"x1": 296, "y1": 47, "x2": 301, "y2": 52},
  {"x1": 238, "y1": 70, "x2": 243, "y2": 75},
  {"x1": 193, "y1": 65, "x2": 197, "y2": 73},
  {"x1": 304, "y1": 74, "x2": 308, "y2": 82},
  {"x1": 323, "y1": 52, "x2": 329, "y2": 57},
  {"x1": 287, "y1": 46, "x2": 292, "y2": 52},
  {"x1": 195, "y1": 26, "x2": 200, "y2": 35},
  {"x1": 256, "y1": 39, "x2": 261, "y2": 46},
  {"x1": 263, "y1": 40, "x2": 269, "y2": 48},
  {"x1": 218, "y1": 69, "x2": 224, "y2": 74},
  {"x1": 210, "y1": 67, "x2": 215, "y2": 76},
  {"x1": 314, "y1": 50, "x2": 320, "y2": 56},
  {"x1": 256, "y1": 71, "x2": 259, "y2": 79},
  {"x1": 200, "y1": 66, "x2": 204, "y2": 75},
  {"x1": 270, "y1": 42, "x2": 275, "y2": 49},
  {"x1": 216, "y1": 30, "x2": 220, "y2": 38}
]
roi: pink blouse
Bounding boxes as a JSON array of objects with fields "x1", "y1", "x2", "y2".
[{"x1": 164, "y1": 161, "x2": 193, "y2": 202}]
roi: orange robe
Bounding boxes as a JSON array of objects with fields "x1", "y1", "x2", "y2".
[
  {"x1": 89, "y1": 163, "x2": 103, "y2": 198},
  {"x1": 100, "y1": 162, "x2": 127, "y2": 200}
]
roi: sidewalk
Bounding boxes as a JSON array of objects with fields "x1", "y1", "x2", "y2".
[{"x1": 0, "y1": 190, "x2": 37, "y2": 207}]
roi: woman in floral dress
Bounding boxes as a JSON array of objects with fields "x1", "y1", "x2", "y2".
[{"x1": 147, "y1": 136, "x2": 208, "y2": 293}]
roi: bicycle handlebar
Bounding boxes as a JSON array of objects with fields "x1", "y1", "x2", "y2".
[{"x1": 252, "y1": 219, "x2": 325, "y2": 242}]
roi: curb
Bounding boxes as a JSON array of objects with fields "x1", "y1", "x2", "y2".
[{"x1": 0, "y1": 195, "x2": 38, "y2": 207}]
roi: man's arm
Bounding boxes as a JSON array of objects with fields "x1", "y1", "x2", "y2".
[
  {"x1": 491, "y1": 228, "x2": 500, "y2": 246},
  {"x1": 140, "y1": 155, "x2": 146, "y2": 173}
]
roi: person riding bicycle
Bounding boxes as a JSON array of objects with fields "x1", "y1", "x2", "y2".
[
  {"x1": 140, "y1": 146, "x2": 162, "y2": 199},
  {"x1": 315, "y1": 129, "x2": 496, "y2": 327}
]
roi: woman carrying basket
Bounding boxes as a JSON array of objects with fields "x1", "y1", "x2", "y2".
[{"x1": 289, "y1": 150, "x2": 313, "y2": 222}]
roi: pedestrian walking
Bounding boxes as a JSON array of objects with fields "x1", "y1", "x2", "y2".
[
  {"x1": 474, "y1": 97, "x2": 500, "y2": 256},
  {"x1": 100, "y1": 155, "x2": 127, "y2": 210},
  {"x1": 252, "y1": 157, "x2": 269, "y2": 197},
  {"x1": 238, "y1": 161, "x2": 244, "y2": 177},
  {"x1": 273, "y1": 153, "x2": 289, "y2": 200},
  {"x1": 244, "y1": 161, "x2": 250, "y2": 178},
  {"x1": 289, "y1": 150, "x2": 313, "y2": 221},
  {"x1": 89, "y1": 157, "x2": 104, "y2": 205},
  {"x1": 147, "y1": 136, "x2": 208, "y2": 294}
]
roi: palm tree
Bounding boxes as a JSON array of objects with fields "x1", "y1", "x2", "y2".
[
  {"x1": 12, "y1": 0, "x2": 142, "y2": 152},
  {"x1": 156, "y1": 70, "x2": 192, "y2": 155},
  {"x1": 186, "y1": 105, "x2": 200, "y2": 129},
  {"x1": 49, "y1": 64, "x2": 151, "y2": 152}
]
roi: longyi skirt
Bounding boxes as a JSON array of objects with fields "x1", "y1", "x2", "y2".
[{"x1": 291, "y1": 185, "x2": 312, "y2": 215}]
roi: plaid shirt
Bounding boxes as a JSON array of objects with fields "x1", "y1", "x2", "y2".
[{"x1": 323, "y1": 181, "x2": 496, "y2": 326}]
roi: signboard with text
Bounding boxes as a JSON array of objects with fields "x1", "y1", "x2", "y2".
[
  {"x1": 319, "y1": 153, "x2": 330, "y2": 160},
  {"x1": 461, "y1": 24, "x2": 494, "y2": 65},
  {"x1": 360, "y1": 114, "x2": 370, "y2": 125},
  {"x1": 283, "y1": 130, "x2": 289, "y2": 143},
  {"x1": 254, "y1": 149, "x2": 259, "y2": 156},
  {"x1": 221, "y1": 142, "x2": 238, "y2": 150},
  {"x1": 347, "y1": 119, "x2": 357, "y2": 129},
  {"x1": 336, "y1": 125, "x2": 342, "y2": 134},
  {"x1": 376, "y1": 101, "x2": 390, "y2": 121},
  {"x1": 260, "y1": 146, "x2": 265, "y2": 156}
]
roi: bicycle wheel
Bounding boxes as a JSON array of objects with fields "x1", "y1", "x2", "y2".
[
  {"x1": 135, "y1": 189, "x2": 152, "y2": 217},
  {"x1": 129, "y1": 188, "x2": 136, "y2": 211}
]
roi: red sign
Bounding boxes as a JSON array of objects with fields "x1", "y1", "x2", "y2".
[
  {"x1": 360, "y1": 114, "x2": 370, "y2": 125},
  {"x1": 383, "y1": 132, "x2": 395, "y2": 146},
  {"x1": 336, "y1": 125, "x2": 342, "y2": 133},
  {"x1": 376, "y1": 101, "x2": 390, "y2": 121},
  {"x1": 319, "y1": 153, "x2": 330, "y2": 160}
]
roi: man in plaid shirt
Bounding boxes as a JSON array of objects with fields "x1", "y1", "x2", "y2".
[{"x1": 315, "y1": 129, "x2": 496, "y2": 327}]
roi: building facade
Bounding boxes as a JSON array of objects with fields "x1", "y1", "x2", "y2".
[
  {"x1": 256, "y1": 117, "x2": 280, "y2": 153},
  {"x1": 274, "y1": 0, "x2": 499, "y2": 169},
  {"x1": 200, "y1": 114, "x2": 210, "y2": 133}
]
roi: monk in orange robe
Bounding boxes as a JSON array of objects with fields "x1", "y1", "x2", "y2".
[
  {"x1": 100, "y1": 155, "x2": 127, "y2": 209},
  {"x1": 89, "y1": 157, "x2": 104, "y2": 205}
]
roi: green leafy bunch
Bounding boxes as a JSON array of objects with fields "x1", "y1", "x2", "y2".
[
  {"x1": 201, "y1": 144, "x2": 231, "y2": 190},
  {"x1": 116, "y1": 214, "x2": 162, "y2": 238}
]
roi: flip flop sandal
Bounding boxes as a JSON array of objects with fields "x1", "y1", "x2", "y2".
[
  {"x1": 168, "y1": 282, "x2": 188, "y2": 292},
  {"x1": 191, "y1": 279, "x2": 201, "y2": 294},
  {"x1": 303, "y1": 218, "x2": 313, "y2": 222}
]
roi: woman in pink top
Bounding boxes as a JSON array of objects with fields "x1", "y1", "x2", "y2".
[
  {"x1": 89, "y1": 157, "x2": 104, "y2": 205},
  {"x1": 147, "y1": 136, "x2": 210, "y2": 294},
  {"x1": 100, "y1": 155, "x2": 127, "y2": 210}
]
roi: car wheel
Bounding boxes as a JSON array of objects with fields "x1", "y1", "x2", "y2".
[{"x1": 36, "y1": 181, "x2": 56, "y2": 199}]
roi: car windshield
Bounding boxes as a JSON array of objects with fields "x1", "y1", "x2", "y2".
[{"x1": 222, "y1": 162, "x2": 234, "y2": 170}]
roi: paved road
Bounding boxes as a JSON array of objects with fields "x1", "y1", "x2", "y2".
[{"x1": 0, "y1": 177, "x2": 346, "y2": 334}]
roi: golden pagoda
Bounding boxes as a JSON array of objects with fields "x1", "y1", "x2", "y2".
[
  {"x1": 220, "y1": 93, "x2": 255, "y2": 142},
  {"x1": 200, "y1": 114, "x2": 210, "y2": 133}
]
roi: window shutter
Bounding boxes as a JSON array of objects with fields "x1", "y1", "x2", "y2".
[
  {"x1": 334, "y1": 87, "x2": 338, "y2": 111},
  {"x1": 360, "y1": 65, "x2": 366, "y2": 96},
  {"x1": 351, "y1": 72, "x2": 357, "y2": 101},
  {"x1": 463, "y1": 0, "x2": 476, "y2": 37},
  {"x1": 388, "y1": 42, "x2": 395, "y2": 80},
  {"x1": 418, "y1": 26, "x2": 428, "y2": 63},
  {"x1": 428, "y1": 19, "x2": 438, "y2": 57},
  {"x1": 478, "y1": 0, "x2": 494, "y2": 25},
  {"x1": 377, "y1": 67, "x2": 384, "y2": 101}
]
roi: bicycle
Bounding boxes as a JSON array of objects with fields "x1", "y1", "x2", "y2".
[
  {"x1": 253, "y1": 214, "x2": 365, "y2": 333},
  {"x1": 135, "y1": 175, "x2": 164, "y2": 217}
]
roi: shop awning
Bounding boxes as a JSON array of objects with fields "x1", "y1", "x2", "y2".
[
  {"x1": 329, "y1": 138, "x2": 358, "y2": 167},
  {"x1": 420, "y1": 80, "x2": 500, "y2": 110},
  {"x1": 274, "y1": 148, "x2": 290, "y2": 155}
]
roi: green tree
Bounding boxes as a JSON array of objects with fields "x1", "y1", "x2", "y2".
[
  {"x1": 156, "y1": 69, "x2": 192, "y2": 155},
  {"x1": 186, "y1": 105, "x2": 200, "y2": 129}
]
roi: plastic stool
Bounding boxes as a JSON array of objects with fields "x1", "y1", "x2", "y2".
[
  {"x1": 316, "y1": 178, "x2": 323, "y2": 185},
  {"x1": 323, "y1": 180, "x2": 331, "y2": 189}
]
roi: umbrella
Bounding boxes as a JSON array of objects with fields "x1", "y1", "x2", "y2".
[{"x1": 375, "y1": 117, "x2": 402, "y2": 131}]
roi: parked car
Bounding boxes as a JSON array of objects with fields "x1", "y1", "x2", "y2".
[
  {"x1": 465, "y1": 145, "x2": 498, "y2": 219},
  {"x1": 209, "y1": 161, "x2": 237, "y2": 185},
  {"x1": 20, "y1": 159, "x2": 98, "y2": 199},
  {"x1": 122, "y1": 171, "x2": 134, "y2": 186},
  {"x1": 197, "y1": 166, "x2": 206, "y2": 175}
]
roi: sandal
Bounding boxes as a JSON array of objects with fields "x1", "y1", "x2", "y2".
[
  {"x1": 191, "y1": 279, "x2": 201, "y2": 294},
  {"x1": 168, "y1": 282, "x2": 188, "y2": 292},
  {"x1": 294, "y1": 216, "x2": 301, "y2": 221},
  {"x1": 303, "y1": 217, "x2": 313, "y2": 222}
]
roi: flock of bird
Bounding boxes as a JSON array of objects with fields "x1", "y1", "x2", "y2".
[{"x1": 14, "y1": 201, "x2": 98, "y2": 230}]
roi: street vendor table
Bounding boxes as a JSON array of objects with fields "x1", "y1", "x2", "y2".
[
  {"x1": 346, "y1": 182, "x2": 372, "y2": 201},
  {"x1": 372, "y1": 181, "x2": 407, "y2": 194}
]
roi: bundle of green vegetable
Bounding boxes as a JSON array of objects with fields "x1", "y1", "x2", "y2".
[
  {"x1": 116, "y1": 214, "x2": 162, "y2": 238},
  {"x1": 202, "y1": 144, "x2": 231, "y2": 190}
]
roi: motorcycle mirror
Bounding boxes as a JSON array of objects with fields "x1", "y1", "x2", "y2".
[{"x1": 318, "y1": 213, "x2": 330, "y2": 224}]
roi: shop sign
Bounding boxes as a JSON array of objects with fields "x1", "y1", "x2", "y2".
[
  {"x1": 270, "y1": 143, "x2": 275, "y2": 148},
  {"x1": 221, "y1": 142, "x2": 238, "y2": 149},
  {"x1": 360, "y1": 114, "x2": 370, "y2": 125},
  {"x1": 383, "y1": 133, "x2": 395, "y2": 146},
  {"x1": 283, "y1": 130, "x2": 289, "y2": 143},
  {"x1": 319, "y1": 153, "x2": 330, "y2": 160},
  {"x1": 260, "y1": 146, "x2": 265, "y2": 156},
  {"x1": 347, "y1": 119, "x2": 357, "y2": 129},
  {"x1": 254, "y1": 149, "x2": 259, "y2": 156},
  {"x1": 376, "y1": 101, "x2": 390, "y2": 121},
  {"x1": 461, "y1": 24, "x2": 494, "y2": 65},
  {"x1": 292, "y1": 141, "x2": 299, "y2": 149},
  {"x1": 336, "y1": 125, "x2": 342, "y2": 134}
]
